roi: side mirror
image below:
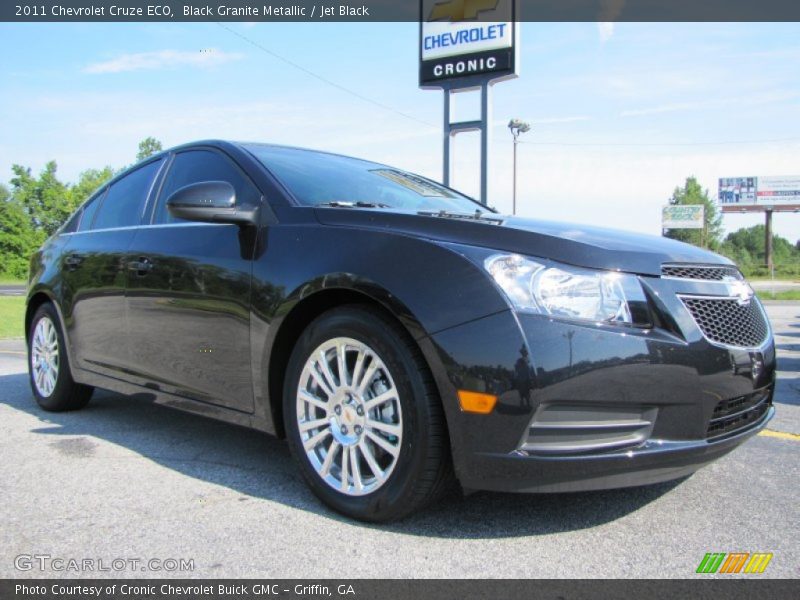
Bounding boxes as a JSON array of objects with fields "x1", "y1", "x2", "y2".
[{"x1": 166, "y1": 181, "x2": 258, "y2": 226}]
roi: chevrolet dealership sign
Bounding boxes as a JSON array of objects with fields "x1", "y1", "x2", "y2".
[{"x1": 419, "y1": 0, "x2": 517, "y2": 87}]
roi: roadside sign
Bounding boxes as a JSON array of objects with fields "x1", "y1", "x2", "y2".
[
  {"x1": 419, "y1": 0, "x2": 518, "y2": 88},
  {"x1": 663, "y1": 205, "x2": 705, "y2": 229}
]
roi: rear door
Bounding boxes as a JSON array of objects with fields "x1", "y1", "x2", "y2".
[
  {"x1": 61, "y1": 158, "x2": 165, "y2": 377},
  {"x1": 124, "y1": 148, "x2": 259, "y2": 412}
]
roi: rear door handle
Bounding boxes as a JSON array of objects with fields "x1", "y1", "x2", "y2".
[
  {"x1": 64, "y1": 253, "x2": 84, "y2": 270},
  {"x1": 127, "y1": 257, "x2": 154, "y2": 277}
]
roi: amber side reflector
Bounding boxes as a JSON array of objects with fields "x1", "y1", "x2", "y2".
[{"x1": 458, "y1": 390, "x2": 498, "y2": 414}]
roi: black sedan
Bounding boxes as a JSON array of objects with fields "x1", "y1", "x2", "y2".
[{"x1": 25, "y1": 140, "x2": 775, "y2": 521}]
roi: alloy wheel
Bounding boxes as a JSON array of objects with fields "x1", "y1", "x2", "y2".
[
  {"x1": 31, "y1": 316, "x2": 60, "y2": 397},
  {"x1": 296, "y1": 337, "x2": 403, "y2": 496}
]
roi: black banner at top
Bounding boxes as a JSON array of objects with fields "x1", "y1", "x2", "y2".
[{"x1": 3, "y1": 0, "x2": 800, "y2": 22}]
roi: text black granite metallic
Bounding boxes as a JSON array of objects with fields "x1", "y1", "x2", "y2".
[{"x1": 25, "y1": 141, "x2": 775, "y2": 521}]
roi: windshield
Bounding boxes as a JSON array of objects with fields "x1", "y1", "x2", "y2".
[{"x1": 244, "y1": 144, "x2": 485, "y2": 213}]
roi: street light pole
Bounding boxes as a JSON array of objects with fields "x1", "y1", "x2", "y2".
[
  {"x1": 512, "y1": 133, "x2": 518, "y2": 215},
  {"x1": 508, "y1": 119, "x2": 531, "y2": 216}
]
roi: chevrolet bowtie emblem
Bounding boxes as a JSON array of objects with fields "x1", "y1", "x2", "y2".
[
  {"x1": 726, "y1": 279, "x2": 754, "y2": 306},
  {"x1": 428, "y1": 0, "x2": 500, "y2": 21}
]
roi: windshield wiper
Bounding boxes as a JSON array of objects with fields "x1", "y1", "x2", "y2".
[{"x1": 316, "y1": 201, "x2": 391, "y2": 208}]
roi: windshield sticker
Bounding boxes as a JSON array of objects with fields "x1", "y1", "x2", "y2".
[{"x1": 371, "y1": 169, "x2": 453, "y2": 197}]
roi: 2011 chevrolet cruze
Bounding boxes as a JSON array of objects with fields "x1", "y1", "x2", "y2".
[{"x1": 26, "y1": 140, "x2": 775, "y2": 521}]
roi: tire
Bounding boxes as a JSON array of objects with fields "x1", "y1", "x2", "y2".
[
  {"x1": 283, "y1": 305, "x2": 452, "y2": 522},
  {"x1": 28, "y1": 303, "x2": 93, "y2": 412}
]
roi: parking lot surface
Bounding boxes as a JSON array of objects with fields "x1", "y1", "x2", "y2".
[{"x1": 1, "y1": 305, "x2": 798, "y2": 578}]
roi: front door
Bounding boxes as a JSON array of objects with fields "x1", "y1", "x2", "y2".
[{"x1": 124, "y1": 149, "x2": 259, "y2": 412}]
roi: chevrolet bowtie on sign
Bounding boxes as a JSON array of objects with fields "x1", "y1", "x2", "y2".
[
  {"x1": 419, "y1": 0, "x2": 517, "y2": 87},
  {"x1": 429, "y1": 0, "x2": 501, "y2": 21}
]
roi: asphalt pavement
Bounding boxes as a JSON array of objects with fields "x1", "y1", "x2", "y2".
[
  {"x1": 751, "y1": 280, "x2": 800, "y2": 293},
  {"x1": 0, "y1": 305, "x2": 797, "y2": 579},
  {"x1": 0, "y1": 285, "x2": 25, "y2": 297}
]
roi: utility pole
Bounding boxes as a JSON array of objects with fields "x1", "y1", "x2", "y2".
[
  {"x1": 512, "y1": 130, "x2": 518, "y2": 215},
  {"x1": 508, "y1": 119, "x2": 531, "y2": 215},
  {"x1": 765, "y1": 209, "x2": 774, "y2": 270}
]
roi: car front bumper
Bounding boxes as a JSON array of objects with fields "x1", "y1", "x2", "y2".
[
  {"x1": 458, "y1": 405, "x2": 773, "y2": 493},
  {"x1": 424, "y1": 291, "x2": 776, "y2": 493}
]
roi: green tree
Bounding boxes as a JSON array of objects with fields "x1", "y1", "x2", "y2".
[
  {"x1": 1, "y1": 139, "x2": 153, "y2": 278},
  {"x1": 136, "y1": 137, "x2": 163, "y2": 161},
  {"x1": 664, "y1": 177, "x2": 723, "y2": 249},
  {"x1": 718, "y1": 239, "x2": 754, "y2": 271},
  {"x1": 724, "y1": 225, "x2": 764, "y2": 259},
  {"x1": 717, "y1": 224, "x2": 800, "y2": 277},
  {"x1": 9, "y1": 161, "x2": 73, "y2": 236},
  {"x1": 720, "y1": 224, "x2": 800, "y2": 268},
  {"x1": 0, "y1": 186, "x2": 45, "y2": 279},
  {"x1": 68, "y1": 166, "x2": 115, "y2": 207}
]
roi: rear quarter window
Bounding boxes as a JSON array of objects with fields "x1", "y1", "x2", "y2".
[{"x1": 75, "y1": 190, "x2": 105, "y2": 232}]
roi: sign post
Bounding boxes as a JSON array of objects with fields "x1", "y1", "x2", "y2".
[{"x1": 419, "y1": 0, "x2": 519, "y2": 205}]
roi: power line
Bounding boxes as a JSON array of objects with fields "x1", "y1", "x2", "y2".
[
  {"x1": 217, "y1": 23, "x2": 800, "y2": 149},
  {"x1": 215, "y1": 22, "x2": 437, "y2": 130},
  {"x1": 518, "y1": 137, "x2": 800, "y2": 147}
]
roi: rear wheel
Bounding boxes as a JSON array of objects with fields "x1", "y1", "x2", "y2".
[
  {"x1": 283, "y1": 305, "x2": 452, "y2": 522},
  {"x1": 28, "y1": 303, "x2": 93, "y2": 412}
]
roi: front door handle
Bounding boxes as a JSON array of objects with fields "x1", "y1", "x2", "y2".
[{"x1": 127, "y1": 257, "x2": 154, "y2": 277}]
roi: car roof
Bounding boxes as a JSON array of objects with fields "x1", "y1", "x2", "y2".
[
  {"x1": 91, "y1": 139, "x2": 390, "y2": 200},
  {"x1": 184, "y1": 139, "x2": 387, "y2": 168}
]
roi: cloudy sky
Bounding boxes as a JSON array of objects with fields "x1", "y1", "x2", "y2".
[{"x1": 1, "y1": 21, "x2": 799, "y2": 240}]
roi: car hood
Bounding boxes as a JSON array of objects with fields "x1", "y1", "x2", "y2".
[{"x1": 314, "y1": 208, "x2": 732, "y2": 276}]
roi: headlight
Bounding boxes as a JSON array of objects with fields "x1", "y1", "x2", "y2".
[{"x1": 484, "y1": 254, "x2": 648, "y2": 325}]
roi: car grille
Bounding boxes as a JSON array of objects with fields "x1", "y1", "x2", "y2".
[
  {"x1": 706, "y1": 389, "x2": 771, "y2": 439},
  {"x1": 662, "y1": 264, "x2": 743, "y2": 281},
  {"x1": 680, "y1": 297, "x2": 769, "y2": 348}
]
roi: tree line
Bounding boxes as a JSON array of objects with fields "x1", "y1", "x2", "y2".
[
  {"x1": 0, "y1": 138, "x2": 162, "y2": 278},
  {"x1": 2, "y1": 148, "x2": 798, "y2": 280}
]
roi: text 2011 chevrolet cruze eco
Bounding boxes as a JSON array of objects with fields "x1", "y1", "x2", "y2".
[{"x1": 25, "y1": 141, "x2": 775, "y2": 521}]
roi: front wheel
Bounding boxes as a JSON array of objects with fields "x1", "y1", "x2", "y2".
[
  {"x1": 283, "y1": 306, "x2": 452, "y2": 522},
  {"x1": 28, "y1": 303, "x2": 93, "y2": 412}
]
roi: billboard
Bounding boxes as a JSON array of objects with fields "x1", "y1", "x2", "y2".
[
  {"x1": 419, "y1": 0, "x2": 517, "y2": 88},
  {"x1": 663, "y1": 205, "x2": 705, "y2": 229},
  {"x1": 757, "y1": 176, "x2": 800, "y2": 205},
  {"x1": 719, "y1": 176, "x2": 800, "y2": 208},
  {"x1": 718, "y1": 177, "x2": 756, "y2": 206}
]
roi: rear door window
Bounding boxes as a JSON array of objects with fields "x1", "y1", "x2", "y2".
[{"x1": 92, "y1": 159, "x2": 162, "y2": 230}]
